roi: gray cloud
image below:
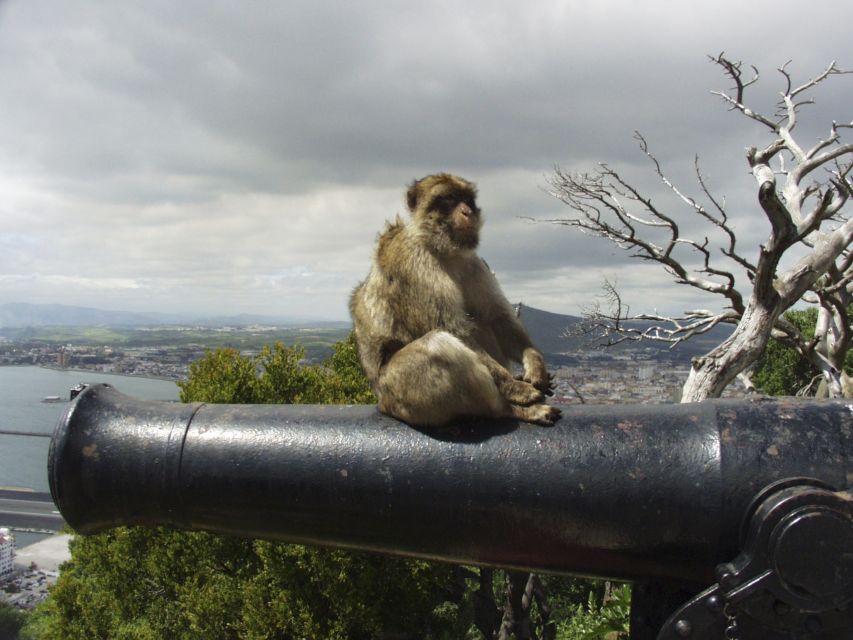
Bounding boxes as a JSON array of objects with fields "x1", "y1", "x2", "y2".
[{"x1": 0, "y1": 0, "x2": 851, "y2": 320}]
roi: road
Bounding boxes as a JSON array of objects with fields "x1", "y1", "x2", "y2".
[{"x1": 0, "y1": 489, "x2": 64, "y2": 532}]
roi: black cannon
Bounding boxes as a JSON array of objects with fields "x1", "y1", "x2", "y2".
[{"x1": 49, "y1": 384, "x2": 853, "y2": 639}]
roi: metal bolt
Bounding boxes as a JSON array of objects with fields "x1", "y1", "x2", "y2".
[
  {"x1": 717, "y1": 568, "x2": 736, "y2": 589},
  {"x1": 772, "y1": 600, "x2": 790, "y2": 616},
  {"x1": 706, "y1": 595, "x2": 723, "y2": 612},
  {"x1": 805, "y1": 616, "x2": 822, "y2": 633}
]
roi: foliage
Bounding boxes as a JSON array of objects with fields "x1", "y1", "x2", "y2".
[
  {"x1": 469, "y1": 572, "x2": 627, "y2": 640},
  {"x1": 31, "y1": 527, "x2": 469, "y2": 639},
  {"x1": 316, "y1": 332, "x2": 377, "y2": 404},
  {"x1": 0, "y1": 600, "x2": 27, "y2": 640},
  {"x1": 29, "y1": 528, "x2": 256, "y2": 639},
  {"x1": 177, "y1": 347, "x2": 261, "y2": 404},
  {"x1": 28, "y1": 336, "x2": 481, "y2": 639},
  {"x1": 241, "y1": 545, "x2": 471, "y2": 639},
  {"x1": 176, "y1": 335, "x2": 375, "y2": 406},
  {"x1": 753, "y1": 308, "x2": 853, "y2": 396},
  {"x1": 555, "y1": 583, "x2": 631, "y2": 640},
  {"x1": 752, "y1": 308, "x2": 819, "y2": 396}
]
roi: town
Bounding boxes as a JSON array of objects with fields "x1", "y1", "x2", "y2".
[
  {"x1": 0, "y1": 323, "x2": 350, "y2": 381},
  {"x1": 0, "y1": 340, "x2": 205, "y2": 381},
  {"x1": 0, "y1": 330, "x2": 745, "y2": 405}
]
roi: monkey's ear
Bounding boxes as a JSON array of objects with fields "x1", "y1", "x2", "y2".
[{"x1": 406, "y1": 180, "x2": 421, "y2": 212}]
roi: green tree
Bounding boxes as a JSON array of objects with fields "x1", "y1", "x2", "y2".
[
  {"x1": 0, "y1": 600, "x2": 27, "y2": 640},
  {"x1": 176, "y1": 339, "x2": 375, "y2": 406},
  {"x1": 316, "y1": 332, "x2": 376, "y2": 404},
  {"x1": 752, "y1": 308, "x2": 853, "y2": 397},
  {"x1": 555, "y1": 584, "x2": 630, "y2": 640},
  {"x1": 33, "y1": 527, "x2": 256, "y2": 639},
  {"x1": 26, "y1": 336, "x2": 474, "y2": 640},
  {"x1": 254, "y1": 343, "x2": 322, "y2": 403},
  {"x1": 177, "y1": 347, "x2": 260, "y2": 404},
  {"x1": 752, "y1": 309, "x2": 818, "y2": 396}
]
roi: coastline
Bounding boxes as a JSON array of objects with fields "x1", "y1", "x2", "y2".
[
  {"x1": 14, "y1": 533, "x2": 71, "y2": 573},
  {"x1": 36, "y1": 364, "x2": 180, "y2": 384},
  {"x1": 0, "y1": 363, "x2": 181, "y2": 384},
  {"x1": 0, "y1": 367, "x2": 180, "y2": 501}
]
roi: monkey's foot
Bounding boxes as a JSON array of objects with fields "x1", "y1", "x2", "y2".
[
  {"x1": 511, "y1": 403, "x2": 561, "y2": 426},
  {"x1": 525, "y1": 371, "x2": 556, "y2": 397},
  {"x1": 500, "y1": 379, "x2": 544, "y2": 406}
]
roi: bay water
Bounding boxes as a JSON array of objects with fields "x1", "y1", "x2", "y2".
[{"x1": 0, "y1": 367, "x2": 179, "y2": 546}]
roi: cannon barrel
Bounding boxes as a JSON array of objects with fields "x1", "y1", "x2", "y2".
[{"x1": 48, "y1": 384, "x2": 852, "y2": 584}]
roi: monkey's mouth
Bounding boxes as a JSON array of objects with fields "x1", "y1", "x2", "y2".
[
  {"x1": 452, "y1": 227, "x2": 480, "y2": 249},
  {"x1": 456, "y1": 215, "x2": 478, "y2": 230}
]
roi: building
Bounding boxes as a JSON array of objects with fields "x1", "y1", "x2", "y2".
[{"x1": 0, "y1": 528, "x2": 15, "y2": 578}]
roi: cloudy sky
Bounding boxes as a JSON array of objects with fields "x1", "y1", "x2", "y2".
[{"x1": 1, "y1": 1, "x2": 851, "y2": 321}]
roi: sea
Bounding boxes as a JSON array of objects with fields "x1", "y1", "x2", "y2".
[{"x1": 0, "y1": 366, "x2": 179, "y2": 546}]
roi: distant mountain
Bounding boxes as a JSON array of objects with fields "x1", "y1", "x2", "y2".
[
  {"x1": 0, "y1": 302, "x2": 730, "y2": 363},
  {"x1": 0, "y1": 303, "x2": 171, "y2": 328},
  {"x1": 517, "y1": 303, "x2": 732, "y2": 362},
  {"x1": 0, "y1": 303, "x2": 347, "y2": 329},
  {"x1": 515, "y1": 305, "x2": 583, "y2": 354},
  {"x1": 189, "y1": 314, "x2": 350, "y2": 329}
]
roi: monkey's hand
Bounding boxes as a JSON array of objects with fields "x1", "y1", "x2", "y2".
[
  {"x1": 500, "y1": 378, "x2": 545, "y2": 406},
  {"x1": 521, "y1": 348, "x2": 555, "y2": 396}
]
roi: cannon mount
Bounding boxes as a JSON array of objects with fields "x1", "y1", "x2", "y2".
[{"x1": 657, "y1": 478, "x2": 853, "y2": 639}]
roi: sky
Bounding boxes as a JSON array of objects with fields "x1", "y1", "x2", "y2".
[{"x1": 0, "y1": 1, "x2": 851, "y2": 322}]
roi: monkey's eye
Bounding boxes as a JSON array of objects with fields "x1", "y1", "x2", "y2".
[{"x1": 433, "y1": 196, "x2": 457, "y2": 212}]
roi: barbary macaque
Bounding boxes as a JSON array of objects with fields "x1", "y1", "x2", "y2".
[{"x1": 350, "y1": 174, "x2": 561, "y2": 427}]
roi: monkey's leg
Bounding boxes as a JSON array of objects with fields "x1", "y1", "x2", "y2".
[
  {"x1": 475, "y1": 350, "x2": 544, "y2": 407},
  {"x1": 473, "y1": 348, "x2": 561, "y2": 426},
  {"x1": 509, "y1": 403, "x2": 562, "y2": 427},
  {"x1": 377, "y1": 331, "x2": 509, "y2": 427}
]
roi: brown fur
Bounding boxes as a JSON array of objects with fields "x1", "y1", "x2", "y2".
[{"x1": 350, "y1": 174, "x2": 560, "y2": 428}]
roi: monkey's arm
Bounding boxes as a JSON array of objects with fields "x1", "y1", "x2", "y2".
[
  {"x1": 495, "y1": 321, "x2": 554, "y2": 396},
  {"x1": 471, "y1": 344, "x2": 548, "y2": 406},
  {"x1": 349, "y1": 277, "x2": 409, "y2": 386},
  {"x1": 476, "y1": 269, "x2": 554, "y2": 396}
]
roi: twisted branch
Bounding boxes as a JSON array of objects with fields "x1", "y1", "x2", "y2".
[{"x1": 544, "y1": 54, "x2": 853, "y2": 398}]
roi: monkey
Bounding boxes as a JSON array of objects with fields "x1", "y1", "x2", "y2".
[{"x1": 349, "y1": 173, "x2": 561, "y2": 428}]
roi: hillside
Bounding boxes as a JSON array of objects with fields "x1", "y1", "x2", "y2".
[
  {"x1": 1, "y1": 302, "x2": 732, "y2": 364},
  {"x1": 517, "y1": 304, "x2": 732, "y2": 362},
  {"x1": 0, "y1": 303, "x2": 348, "y2": 330}
]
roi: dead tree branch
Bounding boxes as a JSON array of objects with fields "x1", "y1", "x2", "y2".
[{"x1": 546, "y1": 55, "x2": 853, "y2": 401}]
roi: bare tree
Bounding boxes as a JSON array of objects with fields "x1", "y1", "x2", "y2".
[{"x1": 546, "y1": 54, "x2": 853, "y2": 402}]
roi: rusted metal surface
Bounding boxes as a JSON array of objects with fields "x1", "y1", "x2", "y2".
[
  {"x1": 49, "y1": 384, "x2": 853, "y2": 584},
  {"x1": 656, "y1": 479, "x2": 853, "y2": 639}
]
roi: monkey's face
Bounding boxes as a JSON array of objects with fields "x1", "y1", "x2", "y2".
[
  {"x1": 433, "y1": 190, "x2": 481, "y2": 250},
  {"x1": 408, "y1": 174, "x2": 482, "y2": 253}
]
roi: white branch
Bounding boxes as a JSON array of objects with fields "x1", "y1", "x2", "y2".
[{"x1": 547, "y1": 55, "x2": 853, "y2": 401}]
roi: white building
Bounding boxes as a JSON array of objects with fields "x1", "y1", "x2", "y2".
[{"x1": 0, "y1": 527, "x2": 15, "y2": 578}]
